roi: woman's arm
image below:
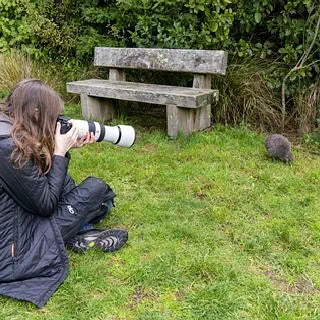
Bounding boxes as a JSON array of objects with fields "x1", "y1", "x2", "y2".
[
  {"x1": 0, "y1": 149, "x2": 69, "y2": 217},
  {"x1": 0, "y1": 122, "x2": 93, "y2": 216}
]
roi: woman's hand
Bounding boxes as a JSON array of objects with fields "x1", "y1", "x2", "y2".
[
  {"x1": 71, "y1": 132, "x2": 96, "y2": 148},
  {"x1": 54, "y1": 122, "x2": 79, "y2": 156}
]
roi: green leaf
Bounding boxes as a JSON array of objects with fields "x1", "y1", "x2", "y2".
[
  {"x1": 285, "y1": 29, "x2": 291, "y2": 36},
  {"x1": 255, "y1": 12, "x2": 262, "y2": 23},
  {"x1": 290, "y1": 72, "x2": 297, "y2": 82},
  {"x1": 209, "y1": 21, "x2": 218, "y2": 32}
]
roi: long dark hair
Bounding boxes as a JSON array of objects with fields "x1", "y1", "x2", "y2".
[{"x1": 4, "y1": 79, "x2": 64, "y2": 174}]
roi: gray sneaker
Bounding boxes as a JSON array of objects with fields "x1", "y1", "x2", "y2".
[{"x1": 67, "y1": 229, "x2": 128, "y2": 253}]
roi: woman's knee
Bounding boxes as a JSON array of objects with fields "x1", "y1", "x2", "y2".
[{"x1": 81, "y1": 176, "x2": 109, "y2": 196}]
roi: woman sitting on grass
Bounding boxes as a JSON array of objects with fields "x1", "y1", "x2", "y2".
[{"x1": 0, "y1": 79, "x2": 128, "y2": 308}]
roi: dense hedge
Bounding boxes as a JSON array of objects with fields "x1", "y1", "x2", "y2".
[
  {"x1": 0, "y1": 0, "x2": 319, "y2": 130},
  {"x1": 1, "y1": 1, "x2": 318, "y2": 75}
]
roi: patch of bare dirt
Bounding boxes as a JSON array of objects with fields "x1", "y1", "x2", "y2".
[
  {"x1": 127, "y1": 286, "x2": 158, "y2": 310},
  {"x1": 265, "y1": 269, "x2": 319, "y2": 294}
]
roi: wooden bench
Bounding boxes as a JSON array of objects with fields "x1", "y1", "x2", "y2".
[{"x1": 67, "y1": 47, "x2": 227, "y2": 138}]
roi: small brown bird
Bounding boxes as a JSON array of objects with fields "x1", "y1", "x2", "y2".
[{"x1": 265, "y1": 134, "x2": 293, "y2": 163}]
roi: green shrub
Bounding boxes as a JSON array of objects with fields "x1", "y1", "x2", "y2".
[
  {"x1": 0, "y1": 0, "x2": 33, "y2": 52},
  {"x1": 1, "y1": 0, "x2": 318, "y2": 78}
]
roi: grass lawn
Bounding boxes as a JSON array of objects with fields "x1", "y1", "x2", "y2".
[{"x1": 1, "y1": 104, "x2": 320, "y2": 320}]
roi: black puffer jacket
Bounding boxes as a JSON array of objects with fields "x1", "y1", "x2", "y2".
[{"x1": 0, "y1": 114, "x2": 69, "y2": 308}]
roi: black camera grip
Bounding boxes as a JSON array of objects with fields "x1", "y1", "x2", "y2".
[{"x1": 57, "y1": 115, "x2": 73, "y2": 134}]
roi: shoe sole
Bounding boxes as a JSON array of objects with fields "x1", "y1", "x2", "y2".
[
  {"x1": 67, "y1": 229, "x2": 128, "y2": 253},
  {"x1": 95, "y1": 229, "x2": 128, "y2": 252}
]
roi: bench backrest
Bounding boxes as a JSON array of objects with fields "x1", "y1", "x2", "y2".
[{"x1": 94, "y1": 47, "x2": 227, "y2": 75}]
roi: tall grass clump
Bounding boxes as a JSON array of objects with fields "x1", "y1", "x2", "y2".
[
  {"x1": 0, "y1": 50, "x2": 64, "y2": 99},
  {"x1": 212, "y1": 58, "x2": 283, "y2": 132},
  {"x1": 293, "y1": 82, "x2": 320, "y2": 136},
  {"x1": 0, "y1": 50, "x2": 98, "y2": 102}
]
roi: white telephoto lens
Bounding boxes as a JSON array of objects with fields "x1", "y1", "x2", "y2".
[
  {"x1": 70, "y1": 119, "x2": 135, "y2": 147},
  {"x1": 103, "y1": 125, "x2": 135, "y2": 147},
  {"x1": 70, "y1": 119, "x2": 102, "y2": 141},
  {"x1": 115, "y1": 125, "x2": 135, "y2": 147},
  {"x1": 92, "y1": 122, "x2": 103, "y2": 141},
  {"x1": 70, "y1": 119, "x2": 90, "y2": 138},
  {"x1": 103, "y1": 125, "x2": 121, "y2": 144}
]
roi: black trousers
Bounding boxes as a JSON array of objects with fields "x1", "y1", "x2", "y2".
[{"x1": 54, "y1": 175, "x2": 116, "y2": 242}]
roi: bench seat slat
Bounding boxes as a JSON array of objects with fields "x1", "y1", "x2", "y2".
[{"x1": 67, "y1": 79, "x2": 218, "y2": 108}]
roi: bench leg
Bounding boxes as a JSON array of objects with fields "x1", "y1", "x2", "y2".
[
  {"x1": 80, "y1": 94, "x2": 115, "y2": 121},
  {"x1": 166, "y1": 104, "x2": 211, "y2": 139},
  {"x1": 109, "y1": 68, "x2": 128, "y2": 116}
]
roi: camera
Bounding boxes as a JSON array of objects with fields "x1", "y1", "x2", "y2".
[{"x1": 57, "y1": 115, "x2": 135, "y2": 148}]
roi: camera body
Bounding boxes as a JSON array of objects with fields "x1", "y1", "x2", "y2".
[
  {"x1": 57, "y1": 115, "x2": 73, "y2": 134},
  {"x1": 57, "y1": 115, "x2": 135, "y2": 148}
]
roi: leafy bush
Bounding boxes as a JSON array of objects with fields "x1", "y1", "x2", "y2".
[{"x1": 0, "y1": 0, "x2": 33, "y2": 52}]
